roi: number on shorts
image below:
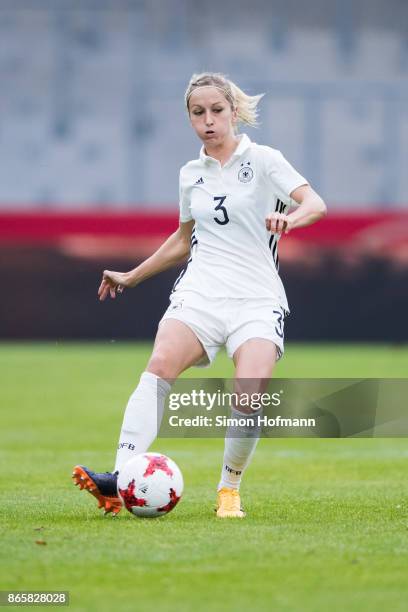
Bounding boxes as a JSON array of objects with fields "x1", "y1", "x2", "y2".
[{"x1": 273, "y1": 309, "x2": 284, "y2": 338}]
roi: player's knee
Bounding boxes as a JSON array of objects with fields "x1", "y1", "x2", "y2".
[{"x1": 146, "y1": 351, "x2": 176, "y2": 379}]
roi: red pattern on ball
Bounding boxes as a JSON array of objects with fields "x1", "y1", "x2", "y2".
[
  {"x1": 143, "y1": 454, "x2": 173, "y2": 478},
  {"x1": 118, "y1": 479, "x2": 147, "y2": 510},
  {"x1": 157, "y1": 488, "x2": 181, "y2": 513}
]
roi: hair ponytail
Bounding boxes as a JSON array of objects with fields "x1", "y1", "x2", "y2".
[{"x1": 228, "y1": 81, "x2": 264, "y2": 128}]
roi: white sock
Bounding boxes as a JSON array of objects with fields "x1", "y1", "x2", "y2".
[
  {"x1": 218, "y1": 407, "x2": 261, "y2": 491},
  {"x1": 114, "y1": 371, "x2": 171, "y2": 472}
]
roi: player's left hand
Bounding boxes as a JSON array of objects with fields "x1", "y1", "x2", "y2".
[
  {"x1": 265, "y1": 212, "x2": 293, "y2": 235},
  {"x1": 98, "y1": 270, "x2": 130, "y2": 301}
]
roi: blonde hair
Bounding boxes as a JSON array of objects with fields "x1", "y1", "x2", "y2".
[{"x1": 185, "y1": 72, "x2": 264, "y2": 128}]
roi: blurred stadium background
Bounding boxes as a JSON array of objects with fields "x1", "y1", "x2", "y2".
[{"x1": 0, "y1": 0, "x2": 407, "y2": 341}]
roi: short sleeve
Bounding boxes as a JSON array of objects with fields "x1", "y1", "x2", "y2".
[
  {"x1": 178, "y1": 168, "x2": 193, "y2": 222},
  {"x1": 263, "y1": 148, "x2": 308, "y2": 208}
]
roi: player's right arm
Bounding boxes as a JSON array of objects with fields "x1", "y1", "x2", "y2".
[{"x1": 98, "y1": 220, "x2": 194, "y2": 301}]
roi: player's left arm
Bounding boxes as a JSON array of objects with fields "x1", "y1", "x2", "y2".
[{"x1": 265, "y1": 185, "x2": 327, "y2": 235}]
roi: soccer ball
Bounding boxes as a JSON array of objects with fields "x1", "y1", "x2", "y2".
[{"x1": 117, "y1": 452, "x2": 183, "y2": 518}]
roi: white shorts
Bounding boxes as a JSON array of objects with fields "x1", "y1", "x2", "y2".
[{"x1": 159, "y1": 291, "x2": 286, "y2": 367}]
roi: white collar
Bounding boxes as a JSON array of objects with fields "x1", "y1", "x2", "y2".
[{"x1": 199, "y1": 133, "x2": 251, "y2": 165}]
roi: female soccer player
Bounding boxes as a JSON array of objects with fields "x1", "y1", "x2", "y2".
[{"x1": 72, "y1": 72, "x2": 326, "y2": 517}]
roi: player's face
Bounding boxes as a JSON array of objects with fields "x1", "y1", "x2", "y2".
[{"x1": 188, "y1": 87, "x2": 237, "y2": 146}]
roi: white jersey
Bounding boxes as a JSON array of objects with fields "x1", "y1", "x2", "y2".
[{"x1": 173, "y1": 133, "x2": 307, "y2": 312}]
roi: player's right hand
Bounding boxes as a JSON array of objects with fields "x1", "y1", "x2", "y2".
[{"x1": 98, "y1": 270, "x2": 132, "y2": 301}]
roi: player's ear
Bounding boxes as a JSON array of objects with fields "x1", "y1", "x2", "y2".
[{"x1": 231, "y1": 106, "x2": 238, "y2": 125}]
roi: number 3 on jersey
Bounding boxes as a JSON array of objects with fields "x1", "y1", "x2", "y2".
[{"x1": 213, "y1": 196, "x2": 229, "y2": 226}]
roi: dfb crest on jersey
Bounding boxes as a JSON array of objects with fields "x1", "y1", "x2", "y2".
[{"x1": 238, "y1": 162, "x2": 253, "y2": 183}]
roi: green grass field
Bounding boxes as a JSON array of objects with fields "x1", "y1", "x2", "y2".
[{"x1": 1, "y1": 342, "x2": 408, "y2": 612}]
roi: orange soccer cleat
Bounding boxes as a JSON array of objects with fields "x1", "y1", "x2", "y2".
[
  {"x1": 216, "y1": 487, "x2": 246, "y2": 518},
  {"x1": 72, "y1": 465, "x2": 122, "y2": 516}
]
